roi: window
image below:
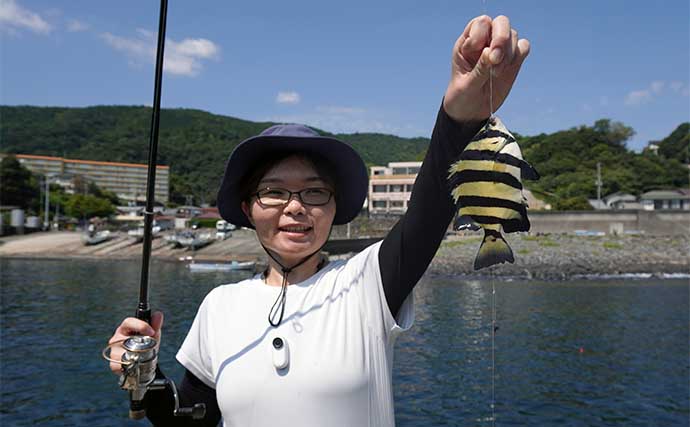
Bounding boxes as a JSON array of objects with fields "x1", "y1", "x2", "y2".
[
  {"x1": 390, "y1": 201, "x2": 404, "y2": 208},
  {"x1": 407, "y1": 167, "x2": 420, "y2": 174},
  {"x1": 671, "y1": 200, "x2": 681, "y2": 209},
  {"x1": 373, "y1": 185, "x2": 387, "y2": 193},
  {"x1": 392, "y1": 168, "x2": 406, "y2": 175},
  {"x1": 372, "y1": 201, "x2": 387, "y2": 208},
  {"x1": 390, "y1": 184, "x2": 404, "y2": 192},
  {"x1": 405, "y1": 184, "x2": 414, "y2": 192}
]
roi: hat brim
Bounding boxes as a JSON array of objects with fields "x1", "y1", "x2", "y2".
[{"x1": 217, "y1": 134, "x2": 368, "y2": 229}]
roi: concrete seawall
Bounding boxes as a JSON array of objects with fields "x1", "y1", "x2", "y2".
[{"x1": 528, "y1": 210, "x2": 689, "y2": 235}]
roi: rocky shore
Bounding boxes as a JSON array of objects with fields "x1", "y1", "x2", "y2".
[
  {"x1": 431, "y1": 233, "x2": 689, "y2": 280},
  {"x1": 1, "y1": 230, "x2": 687, "y2": 280}
]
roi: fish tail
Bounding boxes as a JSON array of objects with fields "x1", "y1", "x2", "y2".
[{"x1": 474, "y1": 229, "x2": 515, "y2": 270}]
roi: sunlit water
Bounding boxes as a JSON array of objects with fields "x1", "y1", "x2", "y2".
[{"x1": 1, "y1": 258, "x2": 687, "y2": 426}]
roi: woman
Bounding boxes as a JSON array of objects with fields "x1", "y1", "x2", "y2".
[{"x1": 108, "y1": 15, "x2": 529, "y2": 426}]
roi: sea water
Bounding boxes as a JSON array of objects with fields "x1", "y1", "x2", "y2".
[{"x1": 1, "y1": 259, "x2": 687, "y2": 426}]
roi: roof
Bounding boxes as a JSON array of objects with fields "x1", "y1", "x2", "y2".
[
  {"x1": 640, "y1": 189, "x2": 690, "y2": 200},
  {"x1": 9, "y1": 153, "x2": 169, "y2": 169}
]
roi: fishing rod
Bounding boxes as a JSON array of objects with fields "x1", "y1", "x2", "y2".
[{"x1": 102, "y1": 0, "x2": 205, "y2": 420}]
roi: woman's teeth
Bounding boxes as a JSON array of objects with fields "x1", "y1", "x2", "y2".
[{"x1": 281, "y1": 226, "x2": 311, "y2": 232}]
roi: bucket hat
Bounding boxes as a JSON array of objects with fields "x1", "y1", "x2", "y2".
[{"x1": 217, "y1": 124, "x2": 368, "y2": 229}]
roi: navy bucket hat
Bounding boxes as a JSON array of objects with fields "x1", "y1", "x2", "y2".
[{"x1": 217, "y1": 124, "x2": 368, "y2": 229}]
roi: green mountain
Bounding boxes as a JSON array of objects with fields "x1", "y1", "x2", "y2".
[
  {"x1": 1, "y1": 106, "x2": 687, "y2": 210},
  {"x1": 0, "y1": 106, "x2": 428, "y2": 205},
  {"x1": 519, "y1": 119, "x2": 689, "y2": 209},
  {"x1": 655, "y1": 122, "x2": 689, "y2": 163}
]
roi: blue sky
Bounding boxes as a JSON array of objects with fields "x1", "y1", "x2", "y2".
[{"x1": 1, "y1": 0, "x2": 688, "y2": 151}]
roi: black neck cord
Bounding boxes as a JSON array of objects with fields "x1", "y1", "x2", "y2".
[{"x1": 262, "y1": 244, "x2": 326, "y2": 327}]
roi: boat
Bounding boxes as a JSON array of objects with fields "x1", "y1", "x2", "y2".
[
  {"x1": 215, "y1": 220, "x2": 236, "y2": 240},
  {"x1": 82, "y1": 230, "x2": 112, "y2": 245},
  {"x1": 178, "y1": 231, "x2": 214, "y2": 250},
  {"x1": 188, "y1": 261, "x2": 256, "y2": 272},
  {"x1": 128, "y1": 225, "x2": 161, "y2": 243}
]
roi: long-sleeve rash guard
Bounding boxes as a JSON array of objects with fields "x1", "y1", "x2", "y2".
[{"x1": 143, "y1": 104, "x2": 483, "y2": 426}]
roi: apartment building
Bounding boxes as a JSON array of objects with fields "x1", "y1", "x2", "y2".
[
  {"x1": 368, "y1": 161, "x2": 421, "y2": 215},
  {"x1": 5, "y1": 154, "x2": 169, "y2": 203}
]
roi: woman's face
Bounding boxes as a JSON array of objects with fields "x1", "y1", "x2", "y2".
[{"x1": 241, "y1": 155, "x2": 336, "y2": 265}]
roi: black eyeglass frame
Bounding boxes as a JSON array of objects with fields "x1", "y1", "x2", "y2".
[{"x1": 253, "y1": 187, "x2": 334, "y2": 207}]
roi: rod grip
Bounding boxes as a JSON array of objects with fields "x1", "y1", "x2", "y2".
[{"x1": 136, "y1": 306, "x2": 152, "y2": 324}]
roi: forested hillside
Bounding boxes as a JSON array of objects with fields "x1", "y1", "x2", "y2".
[
  {"x1": 0, "y1": 106, "x2": 429, "y2": 204},
  {"x1": 1, "y1": 106, "x2": 687, "y2": 209}
]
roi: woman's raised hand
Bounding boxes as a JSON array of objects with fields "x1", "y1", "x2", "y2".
[
  {"x1": 107, "y1": 311, "x2": 164, "y2": 375},
  {"x1": 443, "y1": 15, "x2": 530, "y2": 123}
]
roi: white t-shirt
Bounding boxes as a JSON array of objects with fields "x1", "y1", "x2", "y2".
[{"x1": 177, "y1": 241, "x2": 414, "y2": 427}]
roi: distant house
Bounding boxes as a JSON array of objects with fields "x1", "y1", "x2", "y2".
[
  {"x1": 640, "y1": 189, "x2": 690, "y2": 210},
  {"x1": 588, "y1": 192, "x2": 641, "y2": 210},
  {"x1": 196, "y1": 207, "x2": 221, "y2": 220}
]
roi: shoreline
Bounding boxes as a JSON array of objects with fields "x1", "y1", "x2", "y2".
[{"x1": 1, "y1": 231, "x2": 687, "y2": 280}]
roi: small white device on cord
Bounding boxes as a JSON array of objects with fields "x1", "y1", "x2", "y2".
[{"x1": 272, "y1": 337, "x2": 289, "y2": 370}]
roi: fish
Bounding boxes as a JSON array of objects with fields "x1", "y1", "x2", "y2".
[{"x1": 448, "y1": 116, "x2": 539, "y2": 270}]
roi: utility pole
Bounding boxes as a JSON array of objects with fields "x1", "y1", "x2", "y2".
[
  {"x1": 595, "y1": 162, "x2": 603, "y2": 207},
  {"x1": 44, "y1": 175, "x2": 50, "y2": 230}
]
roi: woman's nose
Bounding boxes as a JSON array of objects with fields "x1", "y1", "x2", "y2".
[{"x1": 283, "y1": 194, "x2": 306, "y2": 213}]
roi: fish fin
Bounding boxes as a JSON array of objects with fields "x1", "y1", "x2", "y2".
[
  {"x1": 454, "y1": 214, "x2": 481, "y2": 231},
  {"x1": 520, "y1": 161, "x2": 540, "y2": 181},
  {"x1": 474, "y1": 230, "x2": 515, "y2": 270}
]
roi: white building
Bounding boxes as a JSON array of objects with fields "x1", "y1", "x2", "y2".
[{"x1": 368, "y1": 161, "x2": 421, "y2": 215}]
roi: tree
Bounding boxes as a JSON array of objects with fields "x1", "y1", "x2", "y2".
[
  {"x1": 64, "y1": 194, "x2": 115, "y2": 219},
  {"x1": 0, "y1": 155, "x2": 39, "y2": 211}
]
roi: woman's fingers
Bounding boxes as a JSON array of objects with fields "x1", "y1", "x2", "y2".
[
  {"x1": 460, "y1": 15, "x2": 491, "y2": 65},
  {"x1": 113, "y1": 317, "x2": 156, "y2": 338},
  {"x1": 107, "y1": 314, "x2": 164, "y2": 375},
  {"x1": 489, "y1": 15, "x2": 511, "y2": 66}
]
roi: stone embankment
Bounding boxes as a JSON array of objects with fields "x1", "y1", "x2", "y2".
[{"x1": 431, "y1": 233, "x2": 689, "y2": 279}]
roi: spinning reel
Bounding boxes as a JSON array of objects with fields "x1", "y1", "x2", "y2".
[{"x1": 103, "y1": 335, "x2": 206, "y2": 420}]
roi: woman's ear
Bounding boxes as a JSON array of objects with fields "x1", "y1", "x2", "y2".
[{"x1": 241, "y1": 201, "x2": 255, "y2": 226}]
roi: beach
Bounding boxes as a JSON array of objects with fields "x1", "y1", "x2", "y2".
[{"x1": 1, "y1": 230, "x2": 687, "y2": 279}]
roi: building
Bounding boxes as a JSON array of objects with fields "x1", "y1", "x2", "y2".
[
  {"x1": 369, "y1": 162, "x2": 421, "y2": 214},
  {"x1": 3, "y1": 154, "x2": 169, "y2": 203},
  {"x1": 589, "y1": 192, "x2": 642, "y2": 210},
  {"x1": 640, "y1": 189, "x2": 690, "y2": 210}
]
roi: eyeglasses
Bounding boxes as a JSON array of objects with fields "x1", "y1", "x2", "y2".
[{"x1": 254, "y1": 187, "x2": 334, "y2": 207}]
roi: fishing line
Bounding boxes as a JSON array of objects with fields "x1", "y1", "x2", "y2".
[{"x1": 481, "y1": 2, "x2": 497, "y2": 426}]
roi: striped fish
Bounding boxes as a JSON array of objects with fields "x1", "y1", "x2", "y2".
[{"x1": 448, "y1": 116, "x2": 539, "y2": 270}]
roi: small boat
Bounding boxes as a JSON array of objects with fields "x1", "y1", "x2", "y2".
[
  {"x1": 82, "y1": 230, "x2": 112, "y2": 245},
  {"x1": 178, "y1": 231, "x2": 214, "y2": 250},
  {"x1": 188, "y1": 261, "x2": 256, "y2": 272},
  {"x1": 128, "y1": 225, "x2": 161, "y2": 243}
]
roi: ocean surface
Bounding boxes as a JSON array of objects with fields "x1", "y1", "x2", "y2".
[{"x1": 1, "y1": 258, "x2": 688, "y2": 426}]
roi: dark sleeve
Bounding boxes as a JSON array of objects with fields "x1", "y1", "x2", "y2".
[
  {"x1": 144, "y1": 368, "x2": 221, "y2": 427},
  {"x1": 379, "y1": 102, "x2": 486, "y2": 317}
]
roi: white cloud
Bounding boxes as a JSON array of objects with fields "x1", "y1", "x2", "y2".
[
  {"x1": 624, "y1": 80, "x2": 690, "y2": 106},
  {"x1": 650, "y1": 80, "x2": 664, "y2": 94},
  {"x1": 276, "y1": 91, "x2": 301, "y2": 105},
  {"x1": 100, "y1": 28, "x2": 220, "y2": 77},
  {"x1": 624, "y1": 89, "x2": 652, "y2": 106},
  {"x1": 316, "y1": 105, "x2": 366, "y2": 114},
  {"x1": 268, "y1": 105, "x2": 427, "y2": 137},
  {"x1": 67, "y1": 19, "x2": 89, "y2": 32},
  {"x1": 0, "y1": 0, "x2": 51, "y2": 34},
  {"x1": 670, "y1": 81, "x2": 684, "y2": 92}
]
